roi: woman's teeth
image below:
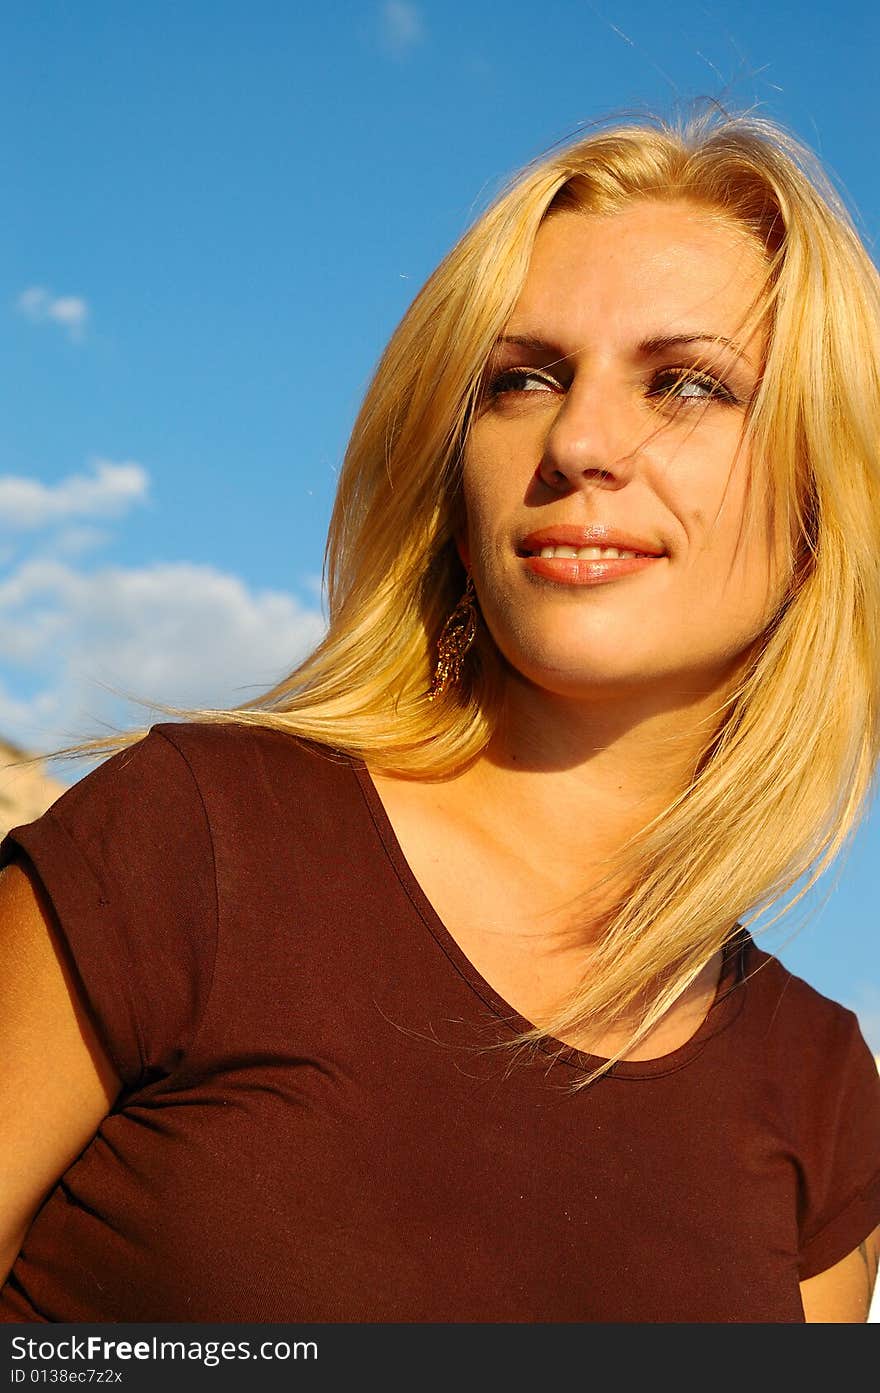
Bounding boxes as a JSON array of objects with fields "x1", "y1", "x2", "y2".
[{"x1": 535, "y1": 545, "x2": 642, "y2": 560}]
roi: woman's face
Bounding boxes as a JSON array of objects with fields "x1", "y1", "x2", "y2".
[{"x1": 460, "y1": 199, "x2": 787, "y2": 707}]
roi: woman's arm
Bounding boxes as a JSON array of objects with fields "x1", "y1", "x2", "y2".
[
  {"x1": 799, "y1": 1223, "x2": 880, "y2": 1322},
  {"x1": 0, "y1": 857, "x2": 121, "y2": 1284}
]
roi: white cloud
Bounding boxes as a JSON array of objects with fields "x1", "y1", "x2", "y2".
[
  {"x1": 0, "y1": 459, "x2": 324, "y2": 759},
  {"x1": 0, "y1": 459, "x2": 148, "y2": 532},
  {"x1": 380, "y1": 0, "x2": 423, "y2": 54},
  {"x1": 16, "y1": 286, "x2": 90, "y2": 341},
  {"x1": 0, "y1": 556, "x2": 326, "y2": 755},
  {"x1": 48, "y1": 525, "x2": 112, "y2": 558},
  {"x1": 0, "y1": 676, "x2": 63, "y2": 744}
]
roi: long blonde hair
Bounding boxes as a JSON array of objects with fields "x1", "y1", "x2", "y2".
[{"x1": 58, "y1": 109, "x2": 880, "y2": 1084}]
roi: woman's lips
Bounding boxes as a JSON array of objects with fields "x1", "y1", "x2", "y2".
[
  {"x1": 522, "y1": 553, "x2": 663, "y2": 585},
  {"x1": 517, "y1": 526, "x2": 666, "y2": 586}
]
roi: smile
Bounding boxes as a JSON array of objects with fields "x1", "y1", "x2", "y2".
[
  {"x1": 520, "y1": 552, "x2": 664, "y2": 585},
  {"x1": 515, "y1": 526, "x2": 666, "y2": 584},
  {"x1": 526, "y1": 544, "x2": 647, "y2": 559}
]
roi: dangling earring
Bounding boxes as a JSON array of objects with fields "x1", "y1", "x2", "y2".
[{"x1": 428, "y1": 576, "x2": 478, "y2": 701}]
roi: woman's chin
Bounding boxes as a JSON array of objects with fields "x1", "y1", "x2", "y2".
[
  {"x1": 502, "y1": 650, "x2": 741, "y2": 712},
  {"x1": 506, "y1": 657, "x2": 662, "y2": 704}
]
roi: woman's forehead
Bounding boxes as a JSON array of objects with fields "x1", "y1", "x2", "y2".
[{"x1": 508, "y1": 202, "x2": 770, "y2": 359}]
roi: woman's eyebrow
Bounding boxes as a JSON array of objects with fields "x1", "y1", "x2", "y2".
[
  {"x1": 493, "y1": 333, "x2": 557, "y2": 353},
  {"x1": 495, "y1": 331, "x2": 756, "y2": 368},
  {"x1": 638, "y1": 332, "x2": 755, "y2": 366}
]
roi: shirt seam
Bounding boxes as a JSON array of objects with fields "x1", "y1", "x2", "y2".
[
  {"x1": 22, "y1": 807, "x2": 150, "y2": 1086},
  {"x1": 800, "y1": 1160, "x2": 880, "y2": 1256},
  {"x1": 151, "y1": 726, "x2": 221, "y2": 1074}
]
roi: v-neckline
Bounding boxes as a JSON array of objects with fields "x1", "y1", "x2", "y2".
[{"x1": 351, "y1": 757, "x2": 748, "y2": 1081}]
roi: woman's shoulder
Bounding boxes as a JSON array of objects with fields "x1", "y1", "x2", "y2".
[
  {"x1": 738, "y1": 932, "x2": 877, "y2": 1091},
  {"x1": 144, "y1": 718, "x2": 358, "y2": 807},
  {"x1": 47, "y1": 719, "x2": 354, "y2": 815},
  {"x1": 736, "y1": 939, "x2": 880, "y2": 1281},
  {"x1": 148, "y1": 718, "x2": 350, "y2": 774},
  {"x1": 2, "y1": 718, "x2": 360, "y2": 893}
]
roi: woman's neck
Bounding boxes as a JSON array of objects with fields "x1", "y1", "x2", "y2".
[{"x1": 455, "y1": 673, "x2": 728, "y2": 883}]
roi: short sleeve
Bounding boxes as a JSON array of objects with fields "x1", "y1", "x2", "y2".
[
  {"x1": 797, "y1": 1013, "x2": 880, "y2": 1279},
  {"x1": 0, "y1": 726, "x2": 218, "y2": 1094}
]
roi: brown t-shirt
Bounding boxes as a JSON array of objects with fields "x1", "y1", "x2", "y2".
[{"x1": 1, "y1": 721, "x2": 879, "y2": 1323}]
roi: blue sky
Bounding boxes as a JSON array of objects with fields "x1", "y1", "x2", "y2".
[{"x1": 1, "y1": 0, "x2": 878, "y2": 1048}]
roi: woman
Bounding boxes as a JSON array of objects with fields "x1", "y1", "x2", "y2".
[{"x1": 1, "y1": 109, "x2": 879, "y2": 1324}]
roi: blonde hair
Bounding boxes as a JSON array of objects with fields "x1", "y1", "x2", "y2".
[{"x1": 60, "y1": 109, "x2": 880, "y2": 1084}]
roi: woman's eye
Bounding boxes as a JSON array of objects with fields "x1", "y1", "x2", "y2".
[
  {"x1": 647, "y1": 369, "x2": 737, "y2": 406},
  {"x1": 487, "y1": 367, "x2": 561, "y2": 397}
]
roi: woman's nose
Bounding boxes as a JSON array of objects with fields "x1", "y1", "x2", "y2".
[{"x1": 537, "y1": 381, "x2": 640, "y2": 493}]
